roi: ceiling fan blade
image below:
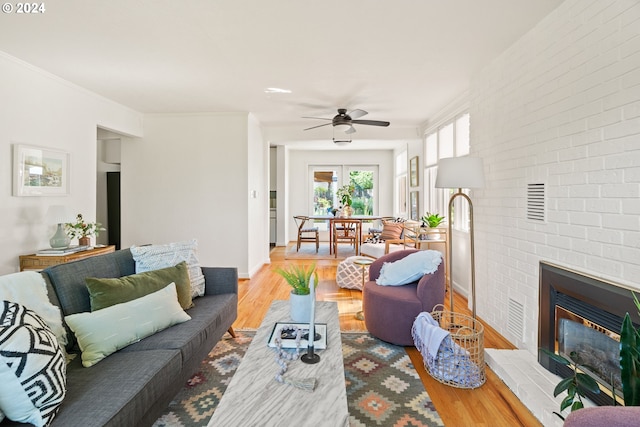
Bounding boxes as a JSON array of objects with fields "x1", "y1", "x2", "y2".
[
  {"x1": 303, "y1": 122, "x2": 332, "y2": 131},
  {"x1": 302, "y1": 116, "x2": 332, "y2": 120},
  {"x1": 348, "y1": 109, "x2": 368, "y2": 119},
  {"x1": 351, "y1": 119, "x2": 390, "y2": 127},
  {"x1": 345, "y1": 126, "x2": 357, "y2": 134}
]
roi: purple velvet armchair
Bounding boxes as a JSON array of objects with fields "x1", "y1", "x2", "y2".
[
  {"x1": 363, "y1": 249, "x2": 445, "y2": 346},
  {"x1": 563, "y1": 406, "x2": 640, "y2": 426}
]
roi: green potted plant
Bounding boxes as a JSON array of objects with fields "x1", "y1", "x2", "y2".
[
  {"x1": 421, "y1": 212, "x2": 445, "y2": 240},
  {"x1": 422, "y1": 212, "x2": 445, "y2": 228},
  {"x1": 538, "y1": 348, "x2": 600, "y2": 420},
  {"x1": 273, "y1": 263, "x2": 318, "y2": 322},
  {"x1": 65, "y1": 213, "x2": 105, "y2": 247},
  {"x1": 620, "y1": 292, "x2": 640, "y2": 406}
]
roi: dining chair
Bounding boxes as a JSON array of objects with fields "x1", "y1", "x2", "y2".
[
  {"x1": 332, "y1": 219, "x2": 361, "y2": 258},
  {"x1": 293, "y1": 215, "x2": 319, "y2": 252}
]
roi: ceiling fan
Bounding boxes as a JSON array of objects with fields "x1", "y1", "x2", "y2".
[{"x1": 303, "y1": 108, "x2": 390, "y2": 134}]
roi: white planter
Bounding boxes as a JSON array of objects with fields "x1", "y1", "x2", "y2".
[{"x1": 289, "y1": 291, "x2": 312, "y2": 322}]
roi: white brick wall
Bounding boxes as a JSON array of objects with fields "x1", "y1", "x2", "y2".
[{"x1": 470, "y1": 0, "x2": 640, "y2": 354}]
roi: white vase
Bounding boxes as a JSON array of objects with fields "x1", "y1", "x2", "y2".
[
  {"x1": 426, "y1": 230, "x2": 442, "y2": 240},
  {"x1": 289, "y1": 291, "x2": 312, "y2": 322},
  {"x1": 339, "y1": 205, "x2": 354, "y2": 218}
]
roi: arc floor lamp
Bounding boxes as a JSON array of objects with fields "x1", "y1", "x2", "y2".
[{"x1": 435, "y1": 157, "x2": 485, "y2": 319}]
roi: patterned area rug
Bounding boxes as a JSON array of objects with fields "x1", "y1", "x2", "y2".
[
  {"x1": 153, "y1": 331, "x2": 443, "y2": 427},
  {"x1": 283, "y1": 242, "x2": 356, "y2": 260}
]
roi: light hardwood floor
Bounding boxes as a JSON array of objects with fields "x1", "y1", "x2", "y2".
[{"x1": 232, "y1": 246, "x2": 541, "y2": 427}]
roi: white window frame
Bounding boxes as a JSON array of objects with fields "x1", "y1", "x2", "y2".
[{"x1": 423, "y1": 112, "x2": 471, "y2": 231}]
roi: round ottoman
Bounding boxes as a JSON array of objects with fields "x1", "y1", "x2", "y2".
[{"x1": 336, "y1": 256, "x2": 372, "y2": 290}]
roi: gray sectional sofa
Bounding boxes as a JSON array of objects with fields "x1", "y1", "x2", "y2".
[{"x1": 2, "y1": 248, "x2": 238, "y2": 427}]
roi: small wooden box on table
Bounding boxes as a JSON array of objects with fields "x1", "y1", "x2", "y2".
[{"x1": 19, "y1": 245, "x2": 116, "y2": 271}]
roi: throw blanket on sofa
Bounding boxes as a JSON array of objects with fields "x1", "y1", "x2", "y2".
[{"x1": 412, "y1": 312, "x2": 483, "y2": 388}]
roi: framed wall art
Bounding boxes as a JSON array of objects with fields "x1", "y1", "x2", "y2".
[
  {"x1": 410, "y1": 191, "x2": 419, "y2": 221},
  {"x1": 13, "y1": 144, "x2": 70, "y2": 196},
  {"x1": 409, "y1": 156, "x2": 419, "y2": 187}
]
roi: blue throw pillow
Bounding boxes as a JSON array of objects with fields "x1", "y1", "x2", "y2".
[{"x1": 376, "y1": 250, "x2": 442, "y2": 286}]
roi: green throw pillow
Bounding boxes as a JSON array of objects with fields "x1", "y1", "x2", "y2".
[
  {"x1": 65, "y1": 283, "x2": 191, "y2": 367},
  {"x1": 85, "y1": 261, "x2": 193, "y2": 310}
]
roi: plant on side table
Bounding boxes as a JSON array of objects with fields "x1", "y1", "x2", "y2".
[
  {"x1": 274, "y1": 263, "x2": 318, "y2": 323},
  {"x1": 421, "y1": 212, "x2": 445, "y2": 228},
  {"x1": 66, "y1": 213, "x2": 105, "y2": 247}
]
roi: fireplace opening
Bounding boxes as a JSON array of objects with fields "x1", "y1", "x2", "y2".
[
  {"x1": 538, "y1": 262, "x2": 640, "y2": 406},
  {"x1": 557, "y1": 309, "x2": 622, "y2": 403}
]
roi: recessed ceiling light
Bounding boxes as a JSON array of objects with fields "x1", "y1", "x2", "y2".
[{"x1": 264, "y1": 87, "x2": 292, "y2": 94}]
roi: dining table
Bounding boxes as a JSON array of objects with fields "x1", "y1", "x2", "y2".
[{"x1": 308, "y1": 215, "x2": 381, "y2": 254}]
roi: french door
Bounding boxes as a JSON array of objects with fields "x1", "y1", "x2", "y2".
[{"x1": 309, "y1": 165, "x2": 379, "y2": 238}]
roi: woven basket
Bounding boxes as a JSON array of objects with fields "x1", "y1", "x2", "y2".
[{"x1": 423, "y1": 305, "x2": 486, "y2": 389}]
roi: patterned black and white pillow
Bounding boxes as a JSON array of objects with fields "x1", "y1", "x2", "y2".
[
  {"x1": 365, "y1": 235, "x2": 385, "y2": 244},
  {"x1": 0, "y1": 301, "x2": 66, "y2": 427}
]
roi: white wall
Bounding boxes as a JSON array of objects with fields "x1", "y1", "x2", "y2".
[
  {"x1": 121, "y1": 112, "x2": 267, "y2": 278},
  {"x1": 469, "y1": 0, "x2": 640, "y2": 355},
  {"x1": 247, "y1": 113, "x2": 270, "y2": 275},
  {"x1": 283, "y1": 148, "x2": 395, "y2": 244},
  {"x1": 0, "y1": 52, "x2": 143, "y2": 274}
]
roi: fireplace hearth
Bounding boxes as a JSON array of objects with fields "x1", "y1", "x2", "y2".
[{"x1": 538, "y1": 261, "x2": 640, "y2": 406}]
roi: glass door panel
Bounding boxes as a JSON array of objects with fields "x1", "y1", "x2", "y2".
[
  {"x1": 345, "y1": 165, "x2": 377, "y2": 216},
  {"x1": 313, "y1": 169, "x2": 338, "y2": 215}
]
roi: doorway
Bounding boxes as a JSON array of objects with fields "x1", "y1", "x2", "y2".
[
  {"x1": 96, "y1": 128, "x2": 123, "y2": 249},
  {"x1": 308, "y1": 164, "x2": 379, "y2": 239}
]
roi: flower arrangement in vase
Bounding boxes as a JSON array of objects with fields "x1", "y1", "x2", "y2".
[
  {"x1": 336, "y1": 184, "x2": 355, "y2": 217},
  {"x1": 65, "y1": 214, "x2": 105, "y2": 246},
  {"x1": 273, "y1": 263, "x2": 318, "y2": 322}
]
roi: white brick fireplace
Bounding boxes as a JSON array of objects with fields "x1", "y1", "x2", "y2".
[
  {"x1": 465, "y1": 0, "x2": 640, "y2": 422},
  {"x1": 470, "y1": 0, "x2": 640, "y2": 355}
]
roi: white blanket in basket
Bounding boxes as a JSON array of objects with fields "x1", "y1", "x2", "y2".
[{"x1": 412, "y1": 312, "x2": 483, "y2": 388}]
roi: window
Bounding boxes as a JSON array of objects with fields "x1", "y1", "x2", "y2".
[
  {"x1": 345, "y1": 166, "x2": 377, "y2": 216},
  {"x1": 425, "y1": 133, "x2": 438, "y2": 166},
  {"x1": 309, "y1": 165, "x2": 378, "y2": 216},
  {"x1": 396, "y1": 151, "x2": 408, "y2": 217},
  {"x1": 423, "y1": 113, "x2": 471, "y2": 231}
]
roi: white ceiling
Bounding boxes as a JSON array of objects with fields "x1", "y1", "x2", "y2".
[{"x1": 0, "y1": 0, "x2": 563, "y2": 148}]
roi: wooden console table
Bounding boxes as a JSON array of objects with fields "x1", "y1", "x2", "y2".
[{"x1": 19, "y1": 245, "x2": 116, "y2": 271}]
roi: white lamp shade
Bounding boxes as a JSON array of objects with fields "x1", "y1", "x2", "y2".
[
  {"x1": 46, "y1": 205, "x2": 70, "y2": 224},
  {"x1": 435, "y1": 157, "x2": 485, "y2": 189},
  {"x1": 334, "y1": 124, "x2": 351, "y2": 133}
]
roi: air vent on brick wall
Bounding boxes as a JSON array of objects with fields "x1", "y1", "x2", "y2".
[
  {"x1": 507, "y1": 298, "x2": 525, "y2": 342},
  {"x1": 527, "y1": 183, "x2": 545, "y2": 222}
]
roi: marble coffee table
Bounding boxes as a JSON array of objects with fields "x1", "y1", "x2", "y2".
[{"x1": 207, "y1": 300, "x2": 349, "y2": 427}]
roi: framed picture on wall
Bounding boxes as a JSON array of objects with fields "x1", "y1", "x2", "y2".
[
  {"x1": 410, "y1": 191, "x2": 419, "y2": 221},
  {"x1": 410, "y1": 156, "x2": 419, "y2": 187},
  {"x1": 13, "y1": 144, "x2": 70, "y2": 196}
]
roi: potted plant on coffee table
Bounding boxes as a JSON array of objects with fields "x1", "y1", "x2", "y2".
[{"x1": 274, "y1": 263, "x2": 318, "y2": 322}]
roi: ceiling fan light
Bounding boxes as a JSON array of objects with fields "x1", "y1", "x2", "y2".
[
  {"x1": 333, "y1": 139, "x2": 351, "y2": 146},
  {"x1": 334, "y1": 123, "x2": 351, "y2": 133}
]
